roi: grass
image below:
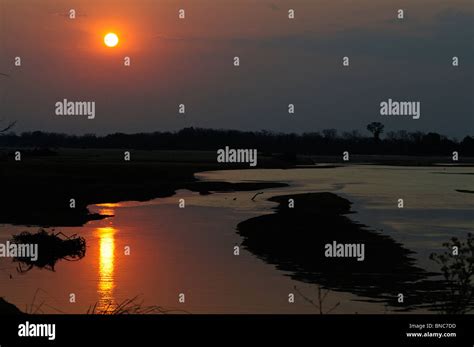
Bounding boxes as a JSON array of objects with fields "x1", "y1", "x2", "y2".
[
  {"x1": 87, "y1": 296, "x2": 190, "y2": 315},
  {"x1": 0, "y1": 291, "x2": 190, "y2": 315}
]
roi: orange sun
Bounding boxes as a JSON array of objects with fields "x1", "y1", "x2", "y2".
[{"x1": 104, "y1": 33, "x2": 119, "y2": 47}]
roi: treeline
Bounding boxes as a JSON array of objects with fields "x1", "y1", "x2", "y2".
[{"x1": 0, "y1": 127, "x2": 473, "y2": 156}]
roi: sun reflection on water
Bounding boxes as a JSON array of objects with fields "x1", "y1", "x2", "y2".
[{"x1": 96, "y1": 226, "x2": 117, "y2": 312}]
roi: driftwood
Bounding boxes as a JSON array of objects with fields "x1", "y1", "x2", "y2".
[{"x1": 12, "y1": 229, "x2": 86, "y2": 273}]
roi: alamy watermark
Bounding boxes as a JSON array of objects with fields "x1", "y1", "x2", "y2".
[
  {"x1": 325, "y1": 241, "x2": 365, "y2": 261},
  {"x1": 0, "y1": 241, "x2": 38, "y2": 261},
  {"x1": 55, "y1": 99, "x2": 95, "y2": 119},
  {"x1": 217, "y1": 146, "x2": 257, "y2": 167},
  {"x1": 380, "y1": 98, "x2": 420, "y2": 119},
  {"x1": 18, "y1": 321, "x2": 55, "y2": 341}
]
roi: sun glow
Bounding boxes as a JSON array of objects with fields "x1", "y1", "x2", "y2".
[{"x1": 104, "y1": 33, "x2": 119, "y2": 47}]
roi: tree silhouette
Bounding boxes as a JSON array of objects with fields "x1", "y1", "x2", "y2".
[
  {"x1": 322, "y1": 128, "x2": 337, "y2": 140},
  {"x1": 0, "y1": 127, "x2": 472, "y2": 156},
  {"x1": 367, "y1": 122, "x2": 384, "y2": 141}
]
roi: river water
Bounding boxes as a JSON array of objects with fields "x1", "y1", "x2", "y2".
[{"x1": 0, "y1": 165, "x2": 472, "y2": 313}]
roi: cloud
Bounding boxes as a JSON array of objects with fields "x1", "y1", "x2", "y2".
[
  {"x1": 236, "y1": 8, "x2": 474, "y2": 62},
  {"x1": 152, "y1": 8, "x2": 473, "y2": 62}
]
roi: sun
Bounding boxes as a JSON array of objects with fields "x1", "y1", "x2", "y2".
[{"x1": 104, "y1": 33, "x2": 119, "y2": 48}]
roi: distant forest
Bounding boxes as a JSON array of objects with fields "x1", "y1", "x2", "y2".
[{"x1": 1, "y1": 124, "x2": 473, "y2": 156}]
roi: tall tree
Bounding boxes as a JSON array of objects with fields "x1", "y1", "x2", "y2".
[{"x1": 366, "y1": 122, "x2": 384, "y2": 141}]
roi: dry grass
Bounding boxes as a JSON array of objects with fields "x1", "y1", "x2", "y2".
[{"x1": 87, "y1": 295, "x2": 190, "y2": 315}]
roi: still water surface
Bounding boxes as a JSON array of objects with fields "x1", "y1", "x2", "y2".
[{"x1": 0, "y1": 165, "x2": 472, "y2": 313}]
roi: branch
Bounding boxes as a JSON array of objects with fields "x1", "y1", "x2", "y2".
[
  {"x1": 294, "y1": 285, "x2": 320, "y2": 310},
  {"x1": 0, "y1": 121, "x2": 16, "y2": 133},
  {"x1": 251, "y1": 192, "x2": 263, "y2": 201}
]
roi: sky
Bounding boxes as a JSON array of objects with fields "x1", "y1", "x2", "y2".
[{"x1": 0, "y1": 0, "x2": 473, "y2": 137}]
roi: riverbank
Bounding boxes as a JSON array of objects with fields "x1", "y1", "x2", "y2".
[
  {"x1": 2, "y1": 148, "x2": 472, "y2": 228},
  {"x1": 236, "y1": 192, "x2": 445, "y2": 311},
  {"x1": 0, "y1": 149, "x2": 290, "y2": 227}
]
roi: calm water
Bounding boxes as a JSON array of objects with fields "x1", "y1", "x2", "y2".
[{"x1": 0, "y1": 165, "x2": 472, "y2": 313}]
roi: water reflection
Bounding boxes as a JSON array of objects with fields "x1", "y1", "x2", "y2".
[
  {"x1": 237, "y1": 192, "x2": 441, "y2": 311},
  {"x1": 96, "y1": 226, "x2": 117, "y2": 312}
]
